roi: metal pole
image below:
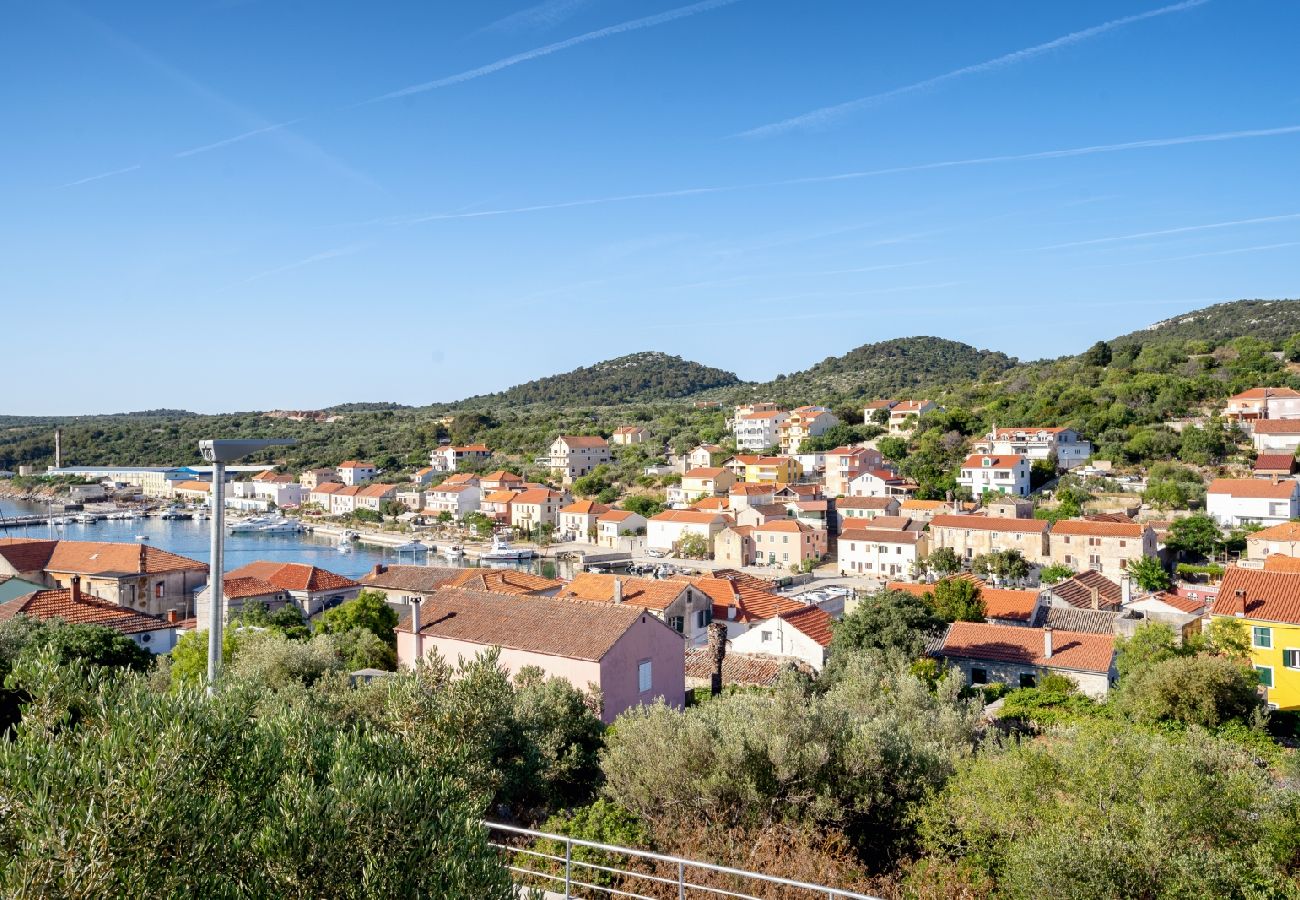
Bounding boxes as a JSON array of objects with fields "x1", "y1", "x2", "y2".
[
  {"x1": 564, "y1": 837, "x2": 572, "y2": 898},
  {"x1": 678, "y1": 860, "x2": 686, "y2": 899},
  {"x1": 207, "y1": 461, "x2": 226, "y2": 692}
]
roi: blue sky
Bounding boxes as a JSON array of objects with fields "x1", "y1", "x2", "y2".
[{"x1": 3, "y1": 0, "x2": 1298, "y2": 415}]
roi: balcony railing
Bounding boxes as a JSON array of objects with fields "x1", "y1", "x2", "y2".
[{"x1": 483, "y1": 821, "x2": 879, "y2": 900}]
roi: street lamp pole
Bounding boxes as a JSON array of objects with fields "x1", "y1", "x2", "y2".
[{"x1": 199, "y1": 438, "x2": 295, "y2": 693}]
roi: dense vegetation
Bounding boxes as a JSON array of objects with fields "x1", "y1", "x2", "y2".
[
  {"x1": 1106, "y1": 298, "x2": 1300, "y2": 351},
  {"x1": 453, "y1": 351, "x2": 742, "y2": 408}
]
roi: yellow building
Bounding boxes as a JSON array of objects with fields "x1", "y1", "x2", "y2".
[
  {"x1": 727, "y1": 454, "x2": 802, "y2": 484},
  {"x1": 1211, "y1": 568, "x2": 1300, "y2": 710}
]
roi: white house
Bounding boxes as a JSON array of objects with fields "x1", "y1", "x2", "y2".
[
  {"x1": 668, "y1": 467, "x2": 736, "y2": 507},
  {"x1": 728, "y1": 606, "x2": 833, "y2": 672},
  {"x1": 823, "y1": 446, "x2": 883, "y2": 497},
  {"x1": 888, "y1": 400, "x2": 937, "y2": 433},
  {"x1": 838, "y1": 525, "x2": 927, "y2": 579},
  {"x1": 973, "y1": 427, "x2": 1093, "y2": 471},
  {"x1": 596, "y1": 509, "x2": 648, "y2": 548},
  {"x1": 1226, "y1": 387, "x2": 1300, "y2": 423},
  {"x1": 328, "y1": 485, "x2": 364, "y2": 516},
  {"x1": 432, "y1": 444, "x2": 492, "y2": 472},
  {"x1": 687, "y1": 444, "x2": 724, "y2": 470},
  {"x1": 612, "y1": 426, "x2": 649, "y2": 445},
  {"x1": 510, "y1": 488, "x2": 567, "y2": 531},
  {"x1": 558, "y1": 500, "x2": 611, "y2": 540},
  {"x1": 1206, "y1": 478, "x2": 1300, "y2": 528},
  {"x1": 847, "y1": 468, "x2": 911, "y2": 498},
  {"x1": 336, "y1": 461, "x2": 376, "y2": 486},
  {"x1": 1251, "y1": 420, "x2": 1300, "y2": 453},
  {"x1": 546, "y1": 436, "x2": 611, "y2": 483},
  {"x1": 646, "y1": 510, "x2": 731, "y2": 555},
  {"x1": 733, "y1": 409, "x2": 788, "y2": 452},
  {"x1": 957, "y1": 454, "x2": 1031, "y2": 498},
  {"x1": 424, "y1": 482, "x2": 481, "y2": 519}
]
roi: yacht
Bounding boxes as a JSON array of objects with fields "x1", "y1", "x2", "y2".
[
  {"x1": 160, "y1": 507, "x2": 193, "y2": 520},
  {"x1": 440, "y1": 544, "x2": 465, "y2": 561},
  {"x1": 479, "y1": 533, "x2": 535, "y2": 561},
  {"x1": 228, "y1": 516, "x2": 273, "y2": 533},
  {"x1": 259, "y1": 520, "x2": 304, "y2": 534},
  {"x1": 394, "y1": 539, "x2": 429, "y2": 554},
  {"x1": 73, "y1": 513, "x2": 100, "y2": 524}
]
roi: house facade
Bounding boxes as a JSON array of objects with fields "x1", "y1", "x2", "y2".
[
  {"x1": 1226, "y1": 387, "x2": 1300, "y2": 423},
  {"x1": 431, "y1": 444, "x2": 492, "y2": 472},
  {"x1": 834, "y1": 496, "x2": 901, "y2": 531},
  {"x1": 596, "y1": 510, "x2": 648, "y2": 548},
  {"x1": 778, "y1": 406, "x2": 839, "y2": 454},
  {"x1": 937, "y1": 621, "x2": 1116, "y2": 698},
  {"x1": 838, "y1": 526, "x2": 927, "y2": 579},
  {"x1": 220, "y1": 561, "x2": 360, "y2": 619},
  {"x1": 1207, "y1": 478, "x2": 1300, "y2": 527},
  {"x1": 728, "y1": 605, "x2": 833, "y2": 672},
  {"x1": 424, "y1": 483, "x2": 481, "y2": 519},
  {"x1": 0, "y1": 579, "x2": 182, "y2": 654},
  {"x1": 1210, "y1": 568, "x2": 1300, "y2": 710},
  {"x1": 668, "y1": 467, "x2": 736, "y2": 506},
  {"x1": 973, "y1": 427, "x2": 1093, "y2": 470},
  {"x1": 509, "y1": 488, "x2": 567, "y2": 531},
  {"x1": 558, "y1": 501, "x2": 611, "y2": 540},
  {"x1": 957, "y1": 454, "x2": 1032, "y2": 498},
  {"x1": 612, "y1": 426, "x2": 649, "y2": 445},
  {"x1": 822, "y1": 446, "x2": 883, "y2": 497},
  {"x1": 733, "y1": 409, "x2": 788, "y2": 452},
  {"x1": 927, "y1": 515, "x2": 1051, "y2": 565},
  {"x1": 646, "y1": 510, "x2": 731, "y2": 555},
  {"x1": 888, "y1": 400, "x2": 936, "y2": 433},
  {"x1": 560, "y1": 572, "x2": 715, "y2": 645},
  {"x1": 547, "y1": 436, "x2": 612, "y2": 483},
  {"x1": 1252, "y1": 420, "x2": 1300, "y2": 453},
  {"x1": 1048, "y1": 519, "x2": 1157, "y2": 578},
  {"x1": 336, "y1": 461, "x2": 376, "y2": 486},
  {"x1": 751, "y1": 520, "x2": 826, "y2": 569}
]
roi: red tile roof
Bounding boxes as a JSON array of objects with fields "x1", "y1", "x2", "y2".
[
  {"x1": 599, "y1": 509, "x2": 641, "y2": 523},
  {"x1": 843, "y1": 515, "x2": 912, "y2": 531},
  {"x1": 1207, "y1": 478, "x2": 1298, "y2": 499},
  {"x1": 836, "y1": 496, "x2": 896, "y2": 510},
  {"x1": 778, "y1": 605, "x2": 834, "y2": 646},
  {"x1": 441, "y1": 569, "x2": 563, "y2": 596},
  {"x1": 0, "y1": 539, "x2": 208, "y2": 576},
  {"x1": 680, "y1": 575, "x2": 804, "y2": 624},
  {"x1": 960, "y1": 454, "x2": 1024, "y2": 470},
  {"x1": 684, "y1": 467, "x2": 727, "y2": 479},
  {"x1": 1251, "y1": 420, "x2": 1300, "y2": 434},
  {"x1": 1051, "y1": 519, "x2": 1146, "y2": 538},
  {"x1": 0, "y1": 588, "x2": 171, "y2": 635},
  {"x1": 1231, "y1": 388, "x2": 1300, "y2": 401},
  {"x1": 649, "y1": 510, "x2": 729, "y2": 525},
  {"x1": 560, "y1": 573, "x2": 688, "y2": 612},
  {"x1": 220, "y1": 576, "x2": 284, "y2": 600},
  {"x1": 225, "y1": 561, "x2": 358, "y2": 593},
  {"x1": 1263, "y1": 554, "x2": 1300, "y2": 573},
  {"x1": 886, "y1": 578, "x2": 1037, "y2": 622},
  {"x1": 842, "y1": 528, "x2": 923, "y2": 544},
  {"x1": 929, "y1": 515, "x2": 1049, "y2": 534},
  {"x1": 940, "y1": 622, "x2": 1114, "y2": 674},
  {"x1": 0, "y1": 539, "x2": 59, "y2": 572},
  {"x1": 753, "y1": 519, "x2": 817, "y2": 534},
  {"x1": 561, "y1": 500, "x2": 611, "y2": 516},
  {"x1": 558, "y1": 435, "x2": 609, "y2": 448},
  {"x1": 1212, "y1": 567, "x2": 1300, "y2": 625},
  {"x1": 1254, "y1": 454, "x2": 1297, "y2": 473}
]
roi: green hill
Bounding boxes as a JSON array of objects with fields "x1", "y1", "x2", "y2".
[
  {"x1": 738, "y1": 336, "x2": 1017, "y2": 405},
  {"x1": 457, "y1": 351, "x2": 743, "y2": 407},
  {"x1": 1107, "y1": 298, "x2": 1300, "y2": 350}
]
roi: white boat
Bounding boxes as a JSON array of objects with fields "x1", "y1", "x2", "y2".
[
  {"x1": 259, "y1": 520, "x2": 304, "y2": 534},
  {"x1": 394, "y1": 540, "x2": 429, "y2": 554},
  {"x1": 228, "y1": 516, "x2": 272, "y2": 533},
  {"x1": 337, "y1": 537, "x2": 353, "y2": 553},
  {"x1": 441, "y1": 544, "x2": 465, "y2": 561},
  {"x1": 73, "y1": 513, "x2": 100, "y2": 524},
  {"x1": 479, "y1": 533, "x2": 535, "y2": 561},
  {"x1": 135, "y1": 534, "x2": 149, "y2": 541}
]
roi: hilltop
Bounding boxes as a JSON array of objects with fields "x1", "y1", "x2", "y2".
[
  {"x1": 454, "y1": 351, "x2": 742, "y2": 408},
  {"x1": 735, "y1": 336, "x2": 1017, "y2": 406},
  {"x1": 1106, "y1": 298, "x2": 1300, "y2": 350}
]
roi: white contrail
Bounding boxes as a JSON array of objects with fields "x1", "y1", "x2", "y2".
[
  {"x1": 370, "y1": 0, "x2": 743, "y2": 102},
  {"x1": 1039, "y1": 212, "x2": 1300, "y2": 250},
  {"x1": 478, "y1": 0, "x2": 599, "y2": 35},
  {"x1": 394, "y1": 124, "x2": 1300, "y2": 223},
  {"x1": 739, "y1": 0, "x2": 1211, "y2": 138},
  {"x1": 56, "y1": 164, "x2": 142, "y2": 188},
  {"x1": 174, "y1": 119, "x2": 303, "y2": 158}
]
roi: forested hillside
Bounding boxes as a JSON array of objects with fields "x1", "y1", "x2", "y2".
[
  {"x1": 1106, "y1": 298, "x2": 1300, "y2": 351},
  {"x1": 453, "y1": 351, "x2": 742, "y2": 408}
]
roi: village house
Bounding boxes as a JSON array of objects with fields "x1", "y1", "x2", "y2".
[
  {"x1": 928, "y1": 514, "x2": 1051, "y2": 566},
  {"x1": 1049, "y1": 519, "x2": 1157, "y2": 578},
  {"x1": 668, "y1": 467, "x2": 736, "y2": 507},
  {"x1": 733, "y1": 408, "x2": 788, "y2": 452},
  {"x1": 839, "y1": 525, "x2": 927, "y2": 579},
  {"x1": 778, "y1": 406, "x2": 839, "y2": 454},
  {"x1": 887, "y1": 400, "x2": 937, "y2": 433},
  {"x1": 1254, "y1": 454, "x2": 1298, "y2": 478},
  {"x1": 646, "y1": 510, "x2": 732, "y2": 555},
  {"x1": 899, "y1": 498, "x2": 949, "y2": 523},
  {"x1": 751, "y1": 519, "x2": 826, "y2": 569},
  {"x1": 596, "y1": 509, "x2": 647, "y2": 548},
  {"x1": 1207, "y1": 478, "x2": 1300, "y2": 527},
  {"x1": 394, "y1": 488, "x2": 425, "y2": 512},
  {"x1": 509, "y1": 488, "x2": 568, "y2": 531},
  {"x1": 172, "y1": 481, "x2": 213, "y2": 503},
  {"x1": 0, "y1": 538, "x2": 208, "y2": 618},
  {"x1": 1040, "y1": 569, "x2": 1129, "y2": 613},
  {"x1": 612, "y1": 426, "x2": 649, "y2": 445},
  {"x1": 218, "y1": 561, "x2": 360, "y2": 619},
  {"x1": 822, "y1": 446, "x2": 883, "y2": 497},
  {"x1": 395, "y1": 588, "x2": 685, "y2": 723},
  {"x1": 729, "y1": 482, "x2": 776, "y2": 511},
  {"x1": 713, "y1": 525, "x2": 755, "y2": 567},
  {"x1": 329, "y1": 484, "x2": 367, "y2": 515},
  {"x1": 957, "y1": 454, "x2": 1032, "y2": 498},
  {"x1": 479, "y1": 470, "x2": 525, "y2": 493},
  {"x1": 728, "y1": 605, "x2": 834, "y2": 672},
  {"x1": 889, "y1": 577, "x2": 1040, "y2": 627},
  {"x1": 409, "y1": 467, "x2": 436, "y2": 486},
  {"x1": 734, "y1": 504, "x2": 793, "y2": 529},
  {"x1": 1246, "y1": 521, "x2": 1300, "y2": 562},
  {"x1": 725, "y1": 454, "x2": 802, "y2": 484},
  {"x1": 972, "y1": 427, "x2": 1093, "y2": 470},
  {"x1": 424, "y1": 482, "x2": 481, "y2": 519},
  {"x1": 1225, "y1": 387, "x2": 1300, "y2": 423},
  {"x1": 354, "y1": 482, "x2": 400, "y2": 513},
  {"x1": 308, "y1": 481, "x2": 346, "y2": 511},
  {"x1": 336, "y1": 461, "x2": 376, "y2": 486},
  {"x1": 687, "y1": 444, "x2": 724, "y2": 469},
  {"x1": 561, "y1": 572, "x2": 715, "y2": 644},
  {"x1": 834, "y1": 496, "x2": 901, "y2": 530},
  {"x1": 192, "y1": 575, "x2": 293, "y2": 626},
  {"x1": 431, "y1": 444, "x2": 492, "y2": 472},
  {"x1": 1252, "y1": 420, "x2": 1300, "y2": 453},
  {"x1": 847, "y1": 468, "x2": 913, "y2": 498},
  {"x1": 481, "y1": 490, "x2": 518, "y2": 523},
  {"x1": 1210, "y1": 567, "x2": 1300, "y2": 710},
  {"x1": 677, "y1": 572, "x2": 802, "y2": 638},
  {"x1": 299, "y1": 468, "x2": 338, "y2": 489},
  {"x1": 936, "y1": 622, "x2": 1116, "y2": 698},
  {"x1": 558, "y1": 500, "x2": 611, "y2": 540},
  {"x1": 546, "y1": 435, "x2": 612, "y2": 483},
  {"x1": 0, "y1": 577, "x2": 183, "y2": 653}
]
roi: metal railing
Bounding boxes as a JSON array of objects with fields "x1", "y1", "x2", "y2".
[{"x1": 483, "y1": 821, "x2": 880, "y2": 900}]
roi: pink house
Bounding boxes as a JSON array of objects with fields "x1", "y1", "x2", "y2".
[{"x1": 395, "y1": 588, "x2": 685, "y2": 723}]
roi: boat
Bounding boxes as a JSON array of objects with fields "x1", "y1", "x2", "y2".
[
  {"x1": 73, "y1": 513, "x2": 100, "y2": 524},
  {"x1": 339, "y1": 529, "x2": 359, "y2": 543},
  {"x1": 160, "y1": 507, "x2": 193, "y2": 520},
  {"x1": 337, "y1": 537, "x2": 353, "y2": 553},
  {"x1": 134, "y1": 534, "x2": 149, "y2": 541},
  {"x1": 479, "y1": 533, "x2": 535, "y2": 561},
  {"x1": 259, "y1": 520, "x2": 304, "y2": 534},
  {"x1": 441, "y1": 544, "x2": 465, "y2": 561},
  {"x1": 228, "y1": 516, "x2": 272, "y2": 533},
  {"x1": 394, "y1": 540, "x2": 429, "y2": 554}
]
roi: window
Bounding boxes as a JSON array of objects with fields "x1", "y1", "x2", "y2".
[
  {"x1": 1284, "y1": 649, "x2": 1300, "y2": 669},
  {"x1": 154, "y1": 582, "x2": 164, "y2": 599},
  {"x1": 1253, "y1": 626, "x2": 1273, "y2": 649},
  {"x1": 668, "y1": 616, "x2": 684, "y2": 633},
  {"x1": 638, "y1": 660, "x2": 653, "y2": 693},
  {"x1": 761, "y1": 630, "x2": 772, "y2": 642},
  {"x1": 1256, "y1": 666, "x2": 1274, "y2": 689},
  {"x1": 970, "y1": 667, "x2": 988, "y2": 685},
  {"x1": 1019, "y1": 673, "x2": 1036, "y2": 689}
]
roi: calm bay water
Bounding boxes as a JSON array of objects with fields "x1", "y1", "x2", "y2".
[{"x1": 0, "y1": 497, "x2": 522, "y2": 580}]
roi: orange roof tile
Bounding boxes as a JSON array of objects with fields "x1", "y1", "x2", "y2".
[
  {"x1": 441, "y1": 569, "x2": 563, "y2": 595},
  {"x1": 1264, "y1": 554, "x2": 1300, "y2": 573},
  {"x1": 649, "y1": 510, "x2": 729, "y2": 525},
  {"x1": 679, "y1": 575, "x2": 804, "y2": 624},
  {"x1": 684, "y1": 467, "x2": 727, "y2": 479},
  {"x1": 1212, "y1": 567, "x2": 1300, "y2": 625},
  {"x1": 220, "y1": 576, "x2": 284, "y2": 600},
  {"x1": 841, "y1": 527, "x2": 922, "y2": 544},
  {"x1": 560, "y1": 573, "x2": 688, "y2": 611},
  {"x1": 225, "y1": 561, "x2": 358, "y2": 593},
  {"x1": 0, "y1": 588, "x2": 172, "y2": 635},
  {"x1": 482, "y1": 470, "x2": 523, "y2": 482},
  {"x1": 960, "y1": 454, "x2": 1025, "y2": 470},
  {"x1": 1051, "y1": 519, "x2": 1146, "y2": 538},
  {"x1": 779, "y1": 605, "x2": 834, "y2": 646},
  {"x1": 1251, "y1": 420, "x2": 1300, "y2": 434},
  {"x1": 1253, "y1": 454, "x2": 1297, "y2": 472},
  {"x1": 940, "y1": 622, "x2": 1114, "y2": 674},
  {"x1": 561, "y1": 500, "x2": 611, "y2": 516},
  {"x1": 1207, "y1": 478, "x2": 1298, "y2": 499},
  {"x1": 11, "y1": 539, "x2": 209, "y2": 576},
  {"x1": 558, "y1": 435, "x2": 609, "y2": 448},
  {"x1": 930, "y1": 515, "x2": 1049, "y2": 533}
]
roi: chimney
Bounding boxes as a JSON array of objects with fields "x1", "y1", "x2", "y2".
[
  {"x1": 1089, "y1": 586, "x2": 1100, "y2": 610},
  {"x1": 1234, "y1": 588, "x2": 1247, "y2": 618},
  {"x1": 1273, "y1": 474, "x2": 1281, "y2": 486},
  {"x1": 411, "y1": 598, "x2": 423, "y2": 661},
  {"x1": 613, "y1": 578, "x2": 624, "y2": 604},
  {"x1": 372, "y1": 563, "x2": 386, "y2": 576},
  {"x1": 70, "y1": 575, "x2": 81, "y2": 603},
  {"x1": 167, "y1": 609, "x2": 178, "y2": 624},
  {"x1": 54, "y1": 428, "x2": 62, "y2": 469},
  {"x1": 707, "y1": 620, "x2": 729, "y2": 696},
  {"x1": 1121, "y1": 574, "x2": 1132, "y2": 606},
  {"x1": 1043, "y1": 626, "x2": 1054, "y2": 659}
]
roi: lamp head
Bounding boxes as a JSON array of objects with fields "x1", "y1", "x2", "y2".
[{"x1": 199, "y1": 438, "x2": 296, "y2": 464}]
